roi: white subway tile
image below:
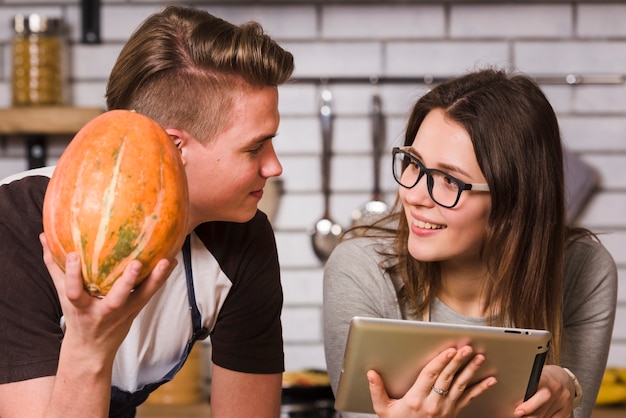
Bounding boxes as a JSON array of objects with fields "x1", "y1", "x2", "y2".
[
  {"x1": 274, "y1": 194, "x2": 321, "y2": 231},
  {"x1": 578, "y1": 4, "x2": 626, "y2": 37},
  {"x1": 451, "y1": 4, "x2": 572, "y2": 38},
  {"x1": 539, "y1": 85, "x2": 575, "y2": 114},
  {"x1": 284, "y1": 344, "x2": 327, "y2": 371},
  {"x1": 279, "y1": 84, "x2": 319, "y2": 116},
  {"x1": 0, "y1": 158, "x2": 27, "y2": 179},
  {"x1": 276, "y1": 118, "x2": 321, "y2": 155},
  {"x1": 516, "y1": 41, "x2": 626, "y2": 74},
  {"x1": 284, "y1": 41, "x2": 383, "y2": 78},
  {"x1": 72, "y1": 44, "x2": 122, "y2": 79},
  {"x1": 282, "y1": 306, "x2": 322, "y2": 342},
  {"x1": 386, "y1": 41, "x2": 509, "y2": 76},
  {"x1": 0, "y1": 82, "x2": 10, "y2": 108},
  {"x1": 578, "y1": 192, "x2": 626, "y2": 228},
  {"x1": 619, "y1": 268, "x2": 626, "y2": 303},
  {"x1": 71, "y1": 81, "x2": 107, "y2": 108},
  {"x1": 559, "y1": 116, "x2": 626, "y2": 152},
  {"x1": 276, "y1": 231, "x2": 323, "y2": 268},
  {"x1": 592, "y1": 231, "x2": 626, "y2": 265},
  {"x1": 331, "y1": 154, "x2": 373, "y2": 192},
  {"x1": 322, "y1": 5, "x2": 444, "y2": 39},
  {"x1": 200, "y1": 5, "x2": 318, "y2": 40},
  {"x1": 574, "y1": 84, "x2": 626, "y2": 113},
  {"x1": 583, "y1": 155, "x2": 626, "y2": 190},
  {"x1": 607, "y1": 343, "x2": 626, "y2": 368},
  {"x1": 612, "y1": 306, "x2": 626, "y2": 340},
  {"x1": 280, "y1": 155, "x2": 320, "y2": 192},
  {"x1": 282, "y1": 268, "x2": 324, "y2": 305},
  {"x1": 102, "y1": 5, "x2": 163, "y2": 42}
]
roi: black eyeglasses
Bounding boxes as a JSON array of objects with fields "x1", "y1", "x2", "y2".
[{"x1": 392, "y1": 146, "x2": 490, "y2": 208}]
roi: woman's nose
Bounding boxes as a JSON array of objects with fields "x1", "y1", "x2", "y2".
[{"x1": 401, "y1": 175, "x2": 434, "y2": 207}]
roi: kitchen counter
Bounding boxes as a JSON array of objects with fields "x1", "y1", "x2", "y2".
[{"x1": 136, "y1": 402, "x2": 626, "y2": 417}]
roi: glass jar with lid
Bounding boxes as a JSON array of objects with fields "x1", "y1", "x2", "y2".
[{"x1": 12, "y1": 14, "x2": 66, "y2": 106}]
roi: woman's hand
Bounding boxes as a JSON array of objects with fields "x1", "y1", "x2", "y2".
[
  {"x1": 513, "y1": 365, "x2": 575, "y2": 418},
  {"x1": 41, "y1": 232, "x2": 177, "y2": 364},
  {"x1": 367, "y1": 345, "x2": 497, "y2": 418}
]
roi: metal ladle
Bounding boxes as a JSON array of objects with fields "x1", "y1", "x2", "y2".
[
  {"x1": 351, "y1": 90, "x2": 389, "y2": 228},
  {"x1": 311, "y1": 86, "x2": 343, "y2": 262}
]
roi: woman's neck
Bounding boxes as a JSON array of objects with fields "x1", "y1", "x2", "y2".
[{"x1": 438, "y1": 261, "x2": 490, "y2": 318}]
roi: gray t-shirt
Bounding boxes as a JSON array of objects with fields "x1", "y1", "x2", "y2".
[{"x1": 323, "y1": 234, "x2": 617, "y2": 418}]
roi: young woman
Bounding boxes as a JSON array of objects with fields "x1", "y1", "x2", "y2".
[{"x1": 324, "y1": 68, "x2": 617, "y2": 418}]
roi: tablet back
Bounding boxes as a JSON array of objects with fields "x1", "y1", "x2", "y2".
[{"x1": 334, "y1": 317, "x2": 551, "y2": 417}]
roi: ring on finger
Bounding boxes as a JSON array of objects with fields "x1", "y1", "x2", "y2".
[{"x1": 431, "y1": 385, "x2": 449, "y2": 396}]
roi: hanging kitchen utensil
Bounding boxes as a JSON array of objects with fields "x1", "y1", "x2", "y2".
[
  {"x1": 310, "y1": 85, "x2": 343, "y2": 262},
  {"x1": 351, "y1": 90, "x2": 389, "y2": 229}
]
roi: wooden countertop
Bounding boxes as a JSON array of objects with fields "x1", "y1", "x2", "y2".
[
  {"x1": 0, "y1": 106, "x2": 102, "y2": 135},
  {"x1": 136, "y1": 402, "x2": 626, "y2": 417}
]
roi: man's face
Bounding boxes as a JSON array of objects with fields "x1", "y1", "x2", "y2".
[{"x1": 183, "y1": 85, "x2": 283, "y2": 225}]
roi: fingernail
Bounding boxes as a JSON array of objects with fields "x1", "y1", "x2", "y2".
[
  {"x1": 131, "y1": 260, "x2": 142, "y2": 274},
  {"x1": 67, "y1": 253, "x2": 79, "y2": 263}
]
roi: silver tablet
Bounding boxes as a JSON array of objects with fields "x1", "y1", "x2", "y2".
[{"x1": 334, "y1": 316, "x2": 552, "y2": 417}]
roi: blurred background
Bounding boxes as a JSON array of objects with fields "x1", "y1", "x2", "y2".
[{"x1": 0, "y1": 0, "x2": 624, "y2": 379}]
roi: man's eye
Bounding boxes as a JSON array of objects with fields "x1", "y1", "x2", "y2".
[{"x1": 248, "y1": 143, "x2": 265, "y2": 155}]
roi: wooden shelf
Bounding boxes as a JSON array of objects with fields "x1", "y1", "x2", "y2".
[{"x1": 0, "y1": 106, "x2": 102, "y2": 135}]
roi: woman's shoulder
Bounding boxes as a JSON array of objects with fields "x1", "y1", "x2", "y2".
[
  {"x1": 330, "y1": 233, "x2": 394, "y2": 263},
  {"x1": 565, "y1": 231, "x2": 615, "y2": 264},
  {"x1": 564, "y1": 231, "x2": 617, "y2": 287}
]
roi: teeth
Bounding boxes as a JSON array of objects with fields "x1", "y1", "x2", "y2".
[{"x1": 414, "y1": 219, "x2": 445, "y2": 230}]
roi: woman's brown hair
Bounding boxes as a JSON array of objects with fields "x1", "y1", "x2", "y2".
[{"x1": 105, "y1": 4, "x2": 294, "y2": 143}]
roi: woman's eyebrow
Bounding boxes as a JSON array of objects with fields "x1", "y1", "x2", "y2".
[{"x1": 410, "y1": 147, "x2": 474, "y2": 179}]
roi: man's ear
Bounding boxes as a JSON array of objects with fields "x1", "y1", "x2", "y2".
[{"x1": 165, "y1": 128, "x2": 189, "y2": 164}]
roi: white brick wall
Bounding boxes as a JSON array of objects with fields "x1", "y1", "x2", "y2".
[{"x1": 0, "y1": 1, "x2": 624, "y2": 372}]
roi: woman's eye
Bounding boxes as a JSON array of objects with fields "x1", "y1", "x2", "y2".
[{"x1": 442, "y1": 175, "x2": 459, "y2": 189}]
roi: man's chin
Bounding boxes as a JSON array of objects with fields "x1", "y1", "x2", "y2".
[{"x1": 232, "y1": 207, "x2": 259, "y2": 224}]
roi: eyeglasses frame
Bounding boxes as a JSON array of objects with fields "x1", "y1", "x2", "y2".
[{"x1": 392, "y1": 146, "x2": 490, "y2": 209}]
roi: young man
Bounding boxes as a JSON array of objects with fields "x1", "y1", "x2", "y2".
[{"x1": 0, "y1": 5, "x2": 295, "y2": 417}]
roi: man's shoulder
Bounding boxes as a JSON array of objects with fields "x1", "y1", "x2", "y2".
[{"x1": 0, "y1": 166, "x2": 55, "y2": 185}]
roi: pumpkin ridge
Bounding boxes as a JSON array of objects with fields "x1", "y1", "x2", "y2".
[
  {"x1": 90, "y1": 137, "x2": 127, "y2": 289},
  {"x1": 97, "y1": 134, "x2": 166, "y2": 290},
  {"x1": 70, "y1": 154, "x2": 92, "y2": 284}
]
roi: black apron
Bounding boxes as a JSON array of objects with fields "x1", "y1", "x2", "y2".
[{"x1": 109, "y1": 236, "x2": 209, "y2": 417}]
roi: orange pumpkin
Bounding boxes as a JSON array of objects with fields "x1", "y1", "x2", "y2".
[{"x1": 42, "y1": 109, "x2": 188, "y2": 297}]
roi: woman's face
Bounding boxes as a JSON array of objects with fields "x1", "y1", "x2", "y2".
[{"x1": 399, "y1": 108, "x2": 491, "y2": 266}]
